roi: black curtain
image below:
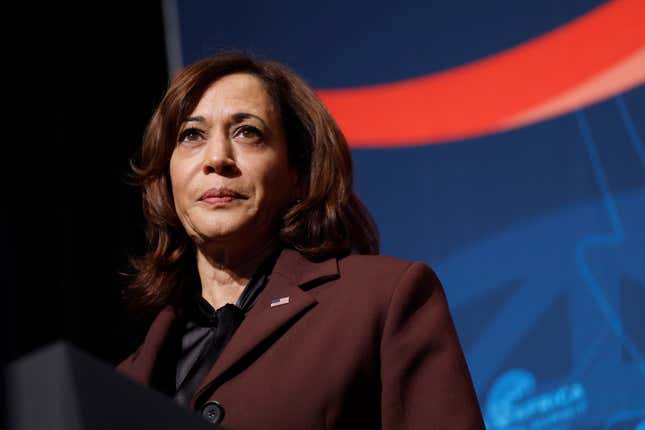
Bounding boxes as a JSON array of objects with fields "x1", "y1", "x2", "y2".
[{"x1": 3, "y1": 1, "x2": 169, "y2": 374}]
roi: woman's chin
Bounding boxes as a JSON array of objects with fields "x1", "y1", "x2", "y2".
[
  {"x1": 185, "y1": 213, "x2": 247, "y2": 241},
  {"x1": 183, "y1": 212, "x2": 273, "y2": 248},
  {"x1": 191, "y1": 228, "x2": 242, "y2": 244}
]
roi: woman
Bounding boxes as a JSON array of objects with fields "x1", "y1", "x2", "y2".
[{"x1": 117, "y1": 53, "x2": 485, "y2": 429}]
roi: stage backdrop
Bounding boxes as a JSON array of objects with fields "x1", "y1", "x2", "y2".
[{"x1": 163, "y1": 0, "x2": 645, "y2": 428}]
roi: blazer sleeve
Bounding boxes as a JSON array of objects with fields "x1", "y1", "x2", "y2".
[{"x1": 380, "y1": 262, "x2": 485, "y2": 429}]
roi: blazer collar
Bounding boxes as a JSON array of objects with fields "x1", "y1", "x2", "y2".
[
  {"x1": 123, "y1": 248, "x2": 339, "y2": 407},
  {"x1": 272, "y1": 247, "x2": 340, "y2": 288}
]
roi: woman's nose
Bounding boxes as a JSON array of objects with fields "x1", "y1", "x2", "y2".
[{"x1": 201, "y1": 135, "x2": 239, "y2": 176}]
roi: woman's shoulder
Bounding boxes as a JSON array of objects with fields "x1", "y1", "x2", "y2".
[
  {"x1": 337, "y1": 253, "x2": 435, "y2": 278},
  {"x1": 334, "y1": 253, "x2": 440, "y2": 297}
]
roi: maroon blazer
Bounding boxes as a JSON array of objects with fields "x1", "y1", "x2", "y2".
[{"x1": 117, "y1": 249, "x2": 485, "y2": 429}]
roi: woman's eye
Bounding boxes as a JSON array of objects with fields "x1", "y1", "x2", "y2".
[
  {"x1": 234, "y1": 125, "x2": 263, "y2": 142},
  {"x1": 178, "y1": 128, "x2": 204, "y2": 143}
]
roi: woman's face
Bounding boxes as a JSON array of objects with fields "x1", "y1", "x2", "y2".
[{"x1": 169, "y1": 73, "x2": 298, "y2": 247}]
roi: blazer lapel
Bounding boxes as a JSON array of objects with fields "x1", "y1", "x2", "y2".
[
  {"x1": 118, "y1": 305, "x2": 182, "y2": 385},
  {"x1": 190, "y1": 249, "x2": 339, "y2": 408}
]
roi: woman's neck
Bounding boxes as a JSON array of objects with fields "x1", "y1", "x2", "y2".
[{"x1": 195, "y1": 238, "x2": 279, "y2": 310}]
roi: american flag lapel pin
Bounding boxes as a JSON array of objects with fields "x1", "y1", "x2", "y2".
[{"x1": 270, "y1": 296, "x2": 290, "y2": 308}]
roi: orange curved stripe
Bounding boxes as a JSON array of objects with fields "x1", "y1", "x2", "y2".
[
  {"x1": 502, "y1": 47, "x2": 645, "y2": 129},
  {"x1": 317, "y1": 0, "x2": 645, "y2": 147}
]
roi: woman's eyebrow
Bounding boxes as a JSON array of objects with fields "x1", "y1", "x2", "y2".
[
  {"x1": 231, "y1": 112, "x2": 267, "y2": 128},
  {"x1": 181, "y1": 115, "x2": 207, "y2": 124}
]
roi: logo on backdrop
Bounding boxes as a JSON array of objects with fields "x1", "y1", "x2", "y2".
[{"x1": 485, "y1": 369, "x2": 587, "y2": 430}]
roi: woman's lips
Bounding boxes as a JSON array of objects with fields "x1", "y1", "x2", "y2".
[
  {"x1": 199, "y1": 187, "x2": 247, "y2": 205},
  {"x1": 201, "y1": 196, "x2": 237, "y2": 204}
]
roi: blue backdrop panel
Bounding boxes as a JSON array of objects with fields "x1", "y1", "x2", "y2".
[{"x1": 168, "y1": 1, "x2": 645, "y2": 428}]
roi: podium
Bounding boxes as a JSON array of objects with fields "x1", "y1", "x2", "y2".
[{"x1": 5, "y1": 342, "x2": 220, "y2": 429}]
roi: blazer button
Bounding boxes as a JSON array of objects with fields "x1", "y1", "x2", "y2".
[{"x1": 200, "y1": 400, "x2": 225, "y2": 425}]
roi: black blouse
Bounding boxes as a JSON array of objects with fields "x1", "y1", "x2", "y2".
[{"x1": 172, "y1": 250, "x2": 280, "y2": 407}]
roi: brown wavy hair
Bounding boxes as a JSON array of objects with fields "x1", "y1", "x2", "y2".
[{"x1": 126, "y1": 53, "x2": 379, "y2": 314}]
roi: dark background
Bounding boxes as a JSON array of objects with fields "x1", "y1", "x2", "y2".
[{"x1": 3, "y1": 1, "x2": 169, "y2": 376}]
